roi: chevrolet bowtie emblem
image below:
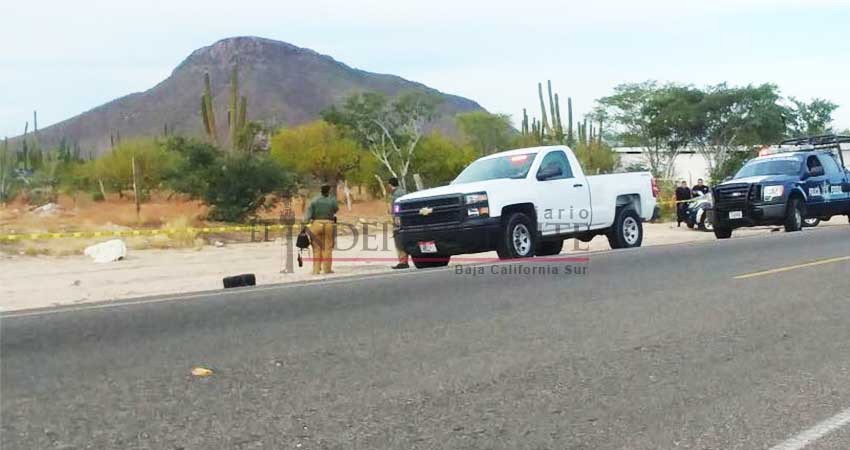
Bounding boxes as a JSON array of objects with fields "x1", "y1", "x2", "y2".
[
  {"x1": 731, "y1": 192, "x2": 742, "y2": 197},
  {"x1": 419, "y1": 207, "x2": 433, "y2": 216}
]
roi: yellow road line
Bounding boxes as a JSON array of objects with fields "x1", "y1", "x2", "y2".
[{"x1": 734, "y1": 255, "x2": 850, "y2": 280}]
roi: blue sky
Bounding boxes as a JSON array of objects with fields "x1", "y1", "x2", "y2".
[{"x1": 1, "y1": 0, "x2": 849, "y2": 139}]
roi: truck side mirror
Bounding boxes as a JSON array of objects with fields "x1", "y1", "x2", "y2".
[{"x1": 537, "y1": 165, "x2": 562, "y2": 181}]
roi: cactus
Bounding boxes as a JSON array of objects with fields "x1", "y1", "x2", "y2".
[
  {"x1": 547, "y1": 81, "x2": 556, "y2": 134},
  {"x1": 201, "y1": 72, "x2": 219, "y2": 145},
  {"x1": 554, "y1": 94, "x2": 563, "y2": 138},
  {"x1": 537, "y1": 82, "x2": 550, "y2": 136},
  {"x1": 229, "y1": 65, "x2": 239, "y2": 147},
  {"x1": 567, "y1": 97, "x2": 574, "y2": 146},
  {"x1": 598, "y1": 118, "x2": 604, "y2": 145},
  {"x1": 521, "y1": 108, "x2": 529, "y2": 135},
  {"x1": 238, "y1": 96, "x2": 247, "y2": 132}
]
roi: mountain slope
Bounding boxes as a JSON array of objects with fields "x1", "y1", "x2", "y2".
[{"x1": 31, "y1": 36, "x2": 485, "y2": 155}]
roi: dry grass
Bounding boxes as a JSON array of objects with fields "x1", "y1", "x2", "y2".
[{"x1": 1, "y1": 191, "x2": 391, "y2": 256}]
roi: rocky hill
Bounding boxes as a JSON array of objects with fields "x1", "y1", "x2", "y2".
[{"x1": 28, "y1": 36, "x2": 485, "y2": 155}]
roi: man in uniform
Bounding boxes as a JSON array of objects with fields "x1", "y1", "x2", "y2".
[
  {"x1": 304, "y1": 184, "x2": 339, "y2": 274},
  {"x1": 692, "y1": 178, "x2": 710, "y2": 196},
  {"x1": 388, "y1": 177, "x2": 409, "y2": 269},
  {"x1": 675, "y1": 180, "x2": 692, "y2": 227}
]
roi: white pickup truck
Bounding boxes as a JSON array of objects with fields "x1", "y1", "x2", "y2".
[{"x1": 394, "y1": 145, "x2": 659, "y2": 268}]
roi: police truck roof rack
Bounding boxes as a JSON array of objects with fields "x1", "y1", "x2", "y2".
[
  {"x1": 780, "y1": 134, "x2": 850, "y2": 148},
  {"x1": 773, "y1": 134, "x2": 850, "y2": 167}
]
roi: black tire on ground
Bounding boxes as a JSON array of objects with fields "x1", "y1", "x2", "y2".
[
  {"x1": 223, "y1": 273, "x2": 256, "y2": 288},
  {"x1": 784, "y1": 197, "x2": 804, "y2": 232},
  {"x1": 496, "y1": 212, "x2": 536, "y2": 259},
  {"x1": 536, "y1": 240, "x2": 564, "y2": 256},
  {"x1": 412, "y1": 255, "x2": 451, "y2": 269},
  {"x1": 686, "y1": 221, "x2": 695, "y2": 229},
  {"x1": 606, "y1": 207, "x2": 643, "y2": 249}
]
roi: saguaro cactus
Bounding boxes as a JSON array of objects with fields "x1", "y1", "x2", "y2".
[
  {"x1": 567, "y1": 97, "x2": 574, "y2": 147},
  {"x1": 229, "y1": 65, "x2": 239, "y2": 147},
  {"x1": 554, "y1": 94, "x2": 563, "y2": 138},
  {"x1": 521, "y1": 108, "x2": 529, "y2": 135},
  {"x1": 201, "y1": 72, "x2": 219, "y2": 145},
  {"x1": 537, "y1": 82, "x2": 550, "y2": 135}
]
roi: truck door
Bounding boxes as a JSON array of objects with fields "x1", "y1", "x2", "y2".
[
  {"x1": 533, "y1": 150, "x2": 591, "y2": 236},
  {"x1": 803, "y1": 155, "x2": 829, "y2": 217},
  {"x1": 817, "y1": 153, "x2": 850, "y2": 215}
]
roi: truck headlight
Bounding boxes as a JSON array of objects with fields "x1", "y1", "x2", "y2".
[
  {"x1": 763, "y1": 185, "x2": 784, "y2": 202},
  {"x1": 464, "y1": 193, "x2": 488, "y2": 204}
]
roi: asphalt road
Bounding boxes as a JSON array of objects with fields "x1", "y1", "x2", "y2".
[{"x1": 4, "y1": 225, "x2": 850, "y2": 450}]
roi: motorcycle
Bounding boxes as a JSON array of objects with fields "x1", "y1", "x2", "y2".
[{"x1": 685, "y1": 192, "x2": 714, "y2": 232}]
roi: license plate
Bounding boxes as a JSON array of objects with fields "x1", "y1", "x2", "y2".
[
  {"x1": 729, "y1": 211, "x2": 743, "y2": 220},
  {"x1": 418, "y1": 241, "x2": 438, "y2": 253}
]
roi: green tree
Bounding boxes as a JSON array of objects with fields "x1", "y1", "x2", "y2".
[
  {"x1": 455, "y1": 111, "x2": 514, "y2": 155},
  {"x1": 573, "y1": 141, "x2": 619, "y2": 175},
  {"x1": 161, "y1": 137, "x2": 221, "y2": 198},
  {"x1": 692, "y1": 83, "x2": 787, "y2": 176},
  {"x1": 411, "y1": 133, "x2": 477, "y2": 187},
  {"x1": 323, "y1": 91, "x2": 440, "y2": 190},
  {"x1": 598, "y1": 81, "x2": 680, "y2": 178},
  {"x1": 270, "y1": 121, "x2": 361, "y2": 185},
  {"x1": 787, "y1": 98, "x2": 838, "y2": 137},
  {"x1": 709, "y1": 148, "x2": 758, "y2": 183},
  {"x1": 202, "y1": 155, "x2": 295, "y2": 222},
  {"x1": 93, "y1": 139, "x2": 177, "y2": 197}
]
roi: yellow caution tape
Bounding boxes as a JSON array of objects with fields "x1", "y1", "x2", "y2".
[{"x1": 0, "y1": 223, "x2": 293, "y2": 242}]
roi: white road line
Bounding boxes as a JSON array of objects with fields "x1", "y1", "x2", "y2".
[{"x1": 769, "y1": 407, "x2": 850, "y2": 450}]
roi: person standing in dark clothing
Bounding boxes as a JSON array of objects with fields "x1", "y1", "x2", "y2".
[
  {"x1": 692, "y1": 178, "x2": 710, "y2": 196},
  {"x1": 675, "y1": 180, "x2": 692, "y2": 227}
]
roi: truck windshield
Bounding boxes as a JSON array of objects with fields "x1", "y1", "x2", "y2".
[
  {"x1": 452, "y1": 153, "x2": 536, "y2": 184},
  {"x1": 735, "y1": 156, "x2": 802, "y2": 178}
]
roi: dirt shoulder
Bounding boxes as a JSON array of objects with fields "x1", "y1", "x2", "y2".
[{"x1": 3, "y1": 220, "x2": 829, "y2": 312}]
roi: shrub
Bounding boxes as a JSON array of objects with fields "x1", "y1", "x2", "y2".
[
  {"x1": 411, "y1": 133, "x2": 477, "y2": 187},
  {"x1": 161, "y1": 137, "x2": 220, "y2": 198},
  {"x1": 202, "y1": 155, "x2": 295, "y2": 222}
]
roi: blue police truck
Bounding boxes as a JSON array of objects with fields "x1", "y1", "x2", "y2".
[{"x1": 711, "y1": 135, "x2": 850, "y2": 239}]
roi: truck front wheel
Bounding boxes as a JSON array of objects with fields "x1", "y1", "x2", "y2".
[
  {"x1": 536, "y1": 240, "x2": 564, "y2": 256},
  {"x1": 607, "y1": 208, "x2": 643, "y2": 249},
  {"x1": 713, "y1": 226, "x2": 732, "y2": 239},
  {"x1": 784, "y1": 197, "x2": 804, "y2": 232},
  {"x1": 496, "y1": 212, "x2": 536, "y2": 259}
]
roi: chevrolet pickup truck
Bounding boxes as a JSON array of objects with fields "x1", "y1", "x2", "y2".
[
  {"x1": 393, "y1": 145, "x2": 659, "y2": 268},
  {"x1": 711, "y1": 135, "x2": 850, "y2": 239}
]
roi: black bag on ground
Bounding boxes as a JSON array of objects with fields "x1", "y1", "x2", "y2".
[
  {"x1": 223, "y1": 273, "x2": 256, "y2": 289},
  {"x1": 296, "y1": 228, "x2": 311, "y2": 249}
]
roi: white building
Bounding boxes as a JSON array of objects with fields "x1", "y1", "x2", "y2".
[{"x1": 615, "y1": 146, "x2": 850, "y2": 183}]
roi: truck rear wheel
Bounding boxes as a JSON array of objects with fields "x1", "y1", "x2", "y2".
[
  {"x1": 496, "y1": 212, "x2": 536, "y2": 259},
  {"x1": 607, "y1": 208, "x2": 643, "y2": 249},
  {"x1": 784, "y1": 197, "x2": 804, "y2": 232}
]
